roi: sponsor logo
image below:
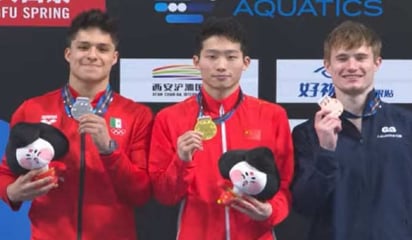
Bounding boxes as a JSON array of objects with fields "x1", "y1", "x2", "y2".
[
  {"x1": 152, "y1": 64, "x2": 202, "y2": 98},
  {"x1": 276, "y1": 60, "x2": 404, "y2": 103},
  {"x1": 0, "y1": 0, "x2": 105, "y2": 26},
  {"x1": 152, "y1": 82, "x2": 202, "y2": 98},
  {"x1": 153, "y1": 0, "x2": 383, "y2": 24},
  {"x1": 233, "y1": 0, "x2": 383, "y2": 18},
  {"x1": 299, "y1": 81, "x2": 334, "y2": 98},
  {"x1": 153, "y1": 65, "x2": 201, "y2": 81},
  {"x1": 120, "y1": 58, "x2": 258, "y2": 103},
  {"x1": 377, "y1": 125, "x2": 402, "y2": 138},
  {"x1": 153, "y1": 0, "x2": 215, "y2": 24},
  {"x1": 40, "y1": 115, "x2": 57, "y2": 124},
  {"x1": 381, "y1": 126, "x2": 396, "y2": 133},
  {"x1": 310, "y1": 66, "x2": 394, "y2": 99},
  {"x1": 314, "y1": 66, "x2": 331, "y2": 79}
]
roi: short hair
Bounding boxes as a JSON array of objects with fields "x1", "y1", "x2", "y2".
[
  {"x1": 194, "y1": 16, "x2": 248, "y2": 56},
  {"x1": 66, "y1": 9, "x2": 118, "y2": 48},
  {"x1": 324, "y1": 20, "x2": 381, "y2": 61}
]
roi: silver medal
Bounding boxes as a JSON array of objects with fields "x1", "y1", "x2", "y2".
[{"x1": 71, "y1": 97, "x2": 93, "y2": 120}]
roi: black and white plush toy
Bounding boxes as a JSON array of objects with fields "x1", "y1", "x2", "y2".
[
  {"x1": 6, "y1": 122, "x2": 69, "y2": 179},
  {"x1": 217, "y1": 147, "x2": 280, "y2": 204}
]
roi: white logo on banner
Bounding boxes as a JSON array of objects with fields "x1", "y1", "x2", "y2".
[
  {"x1": 120, "y1": 59, "x2": 259, "y2": 103},
  {"x1": 276, "y1": 59, "x2": 412, "y2": 103}
]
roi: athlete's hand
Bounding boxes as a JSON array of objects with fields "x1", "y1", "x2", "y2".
[
  {"x1": 77, "y1": 113, "x2": 111, "y2": 153},
  {"x1": 314, "y1": 108, "x2": 342, "y2": 151},
  {"x1": 229, "y1": 195, "x2": 272, "y2": 221},
  {"x1": 177, "y1": 130, "x2": 203, "y2": 162},
  {"x1": 6, "y1": 169, "x2": 57, "y2": 203}
]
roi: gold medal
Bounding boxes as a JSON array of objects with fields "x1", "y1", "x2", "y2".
[{"x1": 194, "y1": 116, "x2": 217, "y2": 140}]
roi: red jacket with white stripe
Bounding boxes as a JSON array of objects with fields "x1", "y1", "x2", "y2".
[
  {"x1": 149, "y1": 87, "x2": 294, "y2": 240},
  {"x1": 0, "y1": 88, "x2": 152, "y2": 240}
]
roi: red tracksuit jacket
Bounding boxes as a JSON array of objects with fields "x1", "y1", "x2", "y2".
[
  {"x1": 0, "y1": 87, "x2": 153, "y2": 240},
  {"x1": 149, "y1": 87, "x2": 294, "y2": 240}
]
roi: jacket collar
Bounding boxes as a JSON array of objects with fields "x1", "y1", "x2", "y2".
[
  {"x1": 340, "y1": 89, "x2": 381, "y2": 119},
  {"x1": 68, "y1": 85, "x2": 107, "y2": 108},
  {"x1": 200, "y1": 87, "x2": 241, "y2": 115}
]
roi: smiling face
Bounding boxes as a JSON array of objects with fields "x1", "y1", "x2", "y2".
[
  {"x1": 323, "y1": 21, "x2": 382, "y2": 97},
  {"x1": 193, "y1": 36, "x2": 250, "y2": 99},
  {"x1": 325, "y1": 44, "x2": 381, "y2": 96},
  {"x1": 64, "y1": 27, "x2": 118, "y2": 85}
]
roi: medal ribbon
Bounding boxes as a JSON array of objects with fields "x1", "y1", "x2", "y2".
[
  {"x1": 196, "y1": 90, "x2": 243, "y2": 124},
  {"x1": 341, "y1": 89, "x2": 381, "y2": 119},
  {"x1": 62, "y1": 84, "x2": 113, "y2": 118}
]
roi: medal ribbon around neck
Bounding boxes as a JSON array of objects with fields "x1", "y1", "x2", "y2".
[
  {"x1": 341, "y1": 90, "x2": 381, "y2": 119},
  {"x1": 194, "y1": 90, "x2": 243, "y2": 140},
  {"x1": 62, "y1": 84, "x2": 113, "y2": 118},
  {"x1": 196, "y1": 90, "x2": 244, "y2": 124}
]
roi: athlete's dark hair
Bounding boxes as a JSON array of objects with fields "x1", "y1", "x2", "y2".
[{"x1": 66, "y1": 9, "x2": 118, "y2": 48}]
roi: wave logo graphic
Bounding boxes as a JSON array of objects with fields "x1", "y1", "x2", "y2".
[
  {"x1": 152, "y1": 64, "x2": 201, "y2": 80},
  {"x1": 314, "y1": 66, "x2": 331, "y2": 78},
  {"x1": 154, "y1": 0, "x2": 216, "y2": 24}
]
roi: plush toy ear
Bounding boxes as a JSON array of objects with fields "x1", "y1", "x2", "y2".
[
  {"x1": 6, "y1": 123, "x2": 43, "y2": 175},
  {"x1": 7, "y1": 122, "x2": 41, "y2": 148},
  {"x1": 6, "y1": 122, "x2": 69, "y2": 176},
  {"x1": 38, "y1": 123, "x2": 69, "y2": 159},
  {"x1": 218, "y1": 150, "x2": 246, "y2": 179},
  {"x1": 244, "y1": 147, "x2": 280, "y2": 201}
]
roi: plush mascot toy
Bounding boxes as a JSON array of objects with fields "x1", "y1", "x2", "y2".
[
  {"x1": 217, "y1": 147, "x2": 280, "y2": 205},
  {"x1": 5, "y1": 122, "x2": 69, "y2": 182}
]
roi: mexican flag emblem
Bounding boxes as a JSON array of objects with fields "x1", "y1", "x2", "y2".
[{"x1": 110, "y1": 117, "x2": 122, "y2": 129}]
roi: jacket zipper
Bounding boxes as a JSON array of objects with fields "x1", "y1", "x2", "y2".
[{"x1": 77, "y1": 133, "x2": 86, "y2": 240}]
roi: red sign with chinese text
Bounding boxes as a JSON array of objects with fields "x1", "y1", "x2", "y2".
[{"x1": 0, "y1": 0, "x2": 106, "y2": 26}]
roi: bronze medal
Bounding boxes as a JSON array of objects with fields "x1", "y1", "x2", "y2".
[
  {"x1": 194, "y1": 116, "x2": 217, "y2": 140},
  {"x1": 318, "y1": 96, "x2": 344, "y2": 117}
]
